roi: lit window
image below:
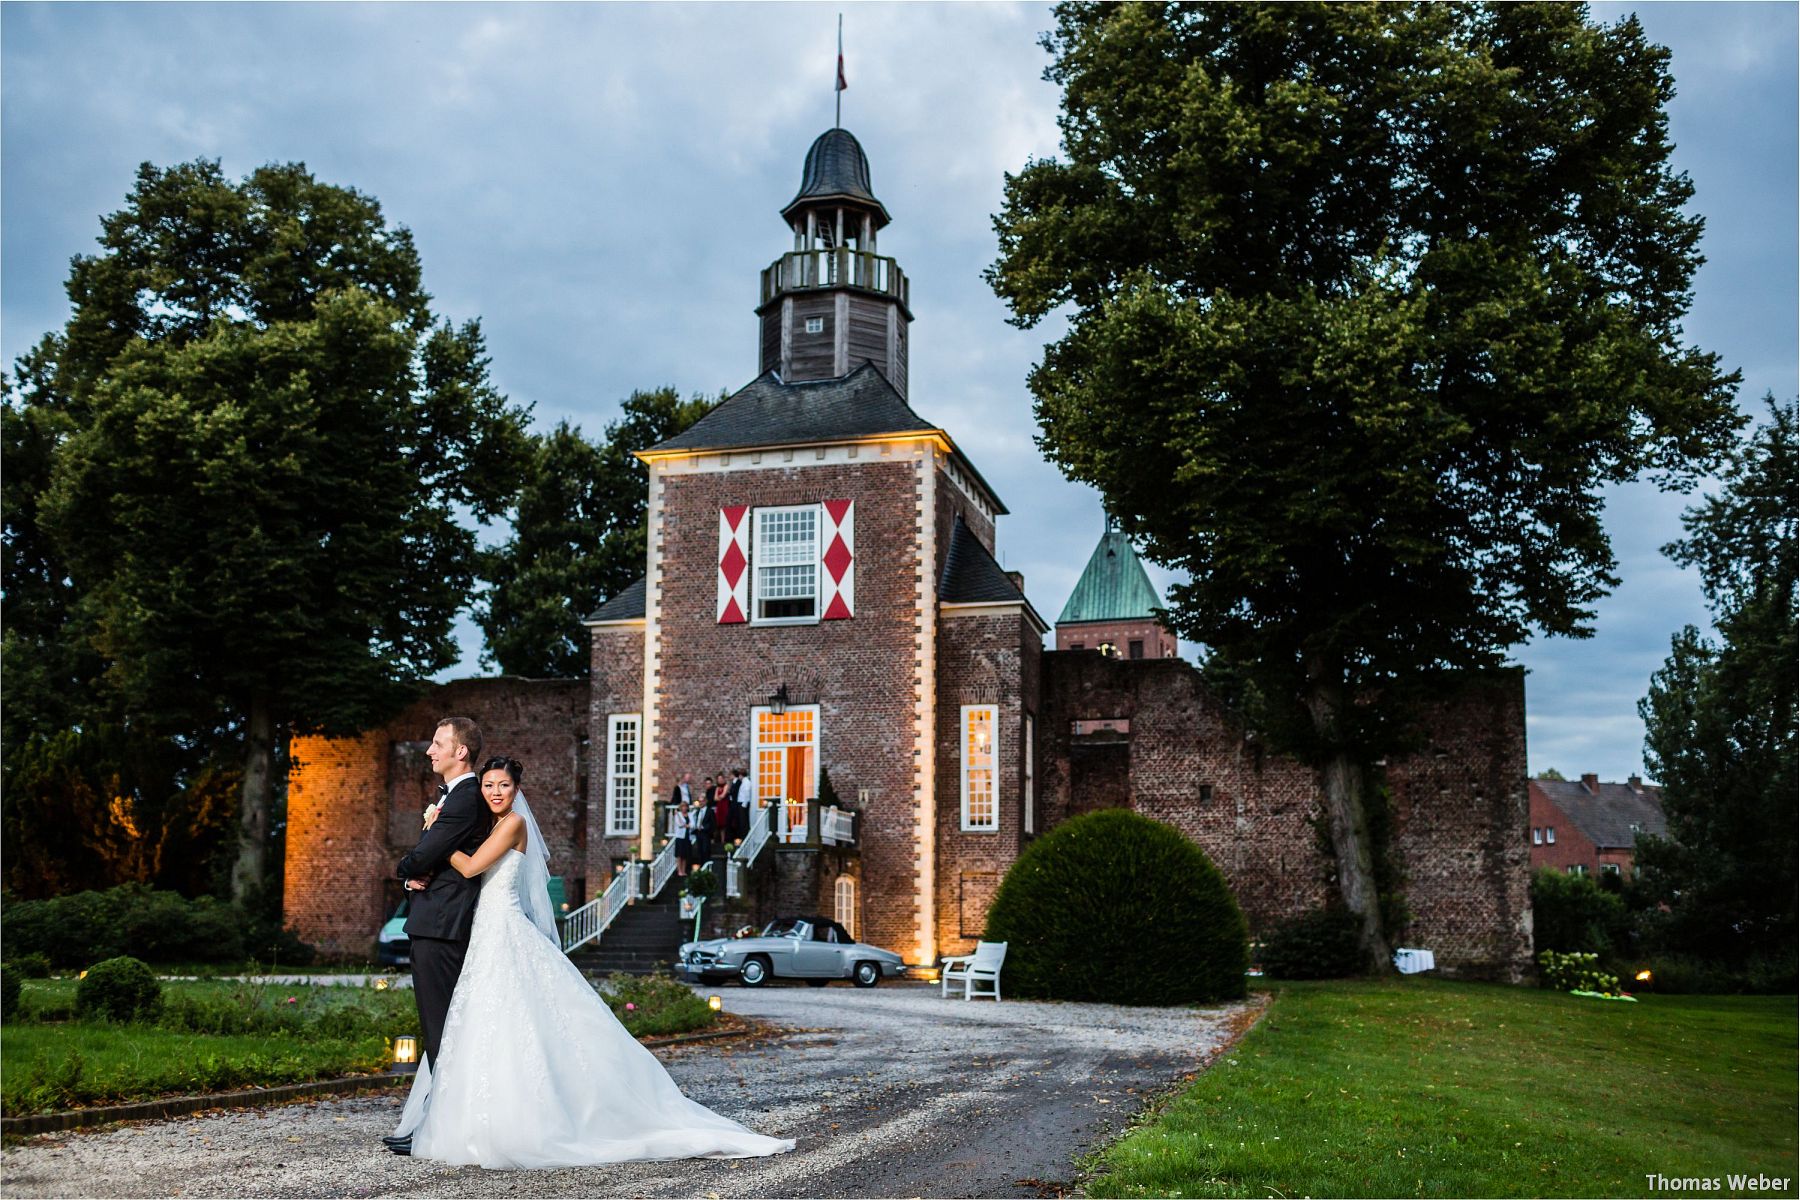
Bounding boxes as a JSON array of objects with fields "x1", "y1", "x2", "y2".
[
  {"x1": 1545, "y1": 826, "x2": 1555, "y2": 844},
  {"x1": 753, "y1": 505, "x2": 818, "y2": 622},
  {"x1": 1532, "y1": 827, "x2": 1542, "y2": 845},
  {"x1": 961, "y1": 705, "x2": 998, "y2": 831},
  {"x1": 605, "y1": 714, "x2": 640, "y2": 836},
  {"x1": 752, "y1": 705, "x2": 817, "y2": 843}
]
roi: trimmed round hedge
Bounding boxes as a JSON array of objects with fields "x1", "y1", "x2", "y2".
[
  {"x1": 76, "y1": 956, "x2": 162, "y2": 1023},
  {"x1": 982, "y1": 809, "x2": 1248, "y2": 1005}
]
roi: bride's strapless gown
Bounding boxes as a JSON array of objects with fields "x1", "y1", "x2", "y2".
[{"x1": 396, "y1": 850, "x2": 794, "y2": 1169}]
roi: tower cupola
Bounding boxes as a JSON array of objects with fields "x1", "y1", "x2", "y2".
[{"x1": 758, "y1": 128, "x2": 912, "y2": 396}]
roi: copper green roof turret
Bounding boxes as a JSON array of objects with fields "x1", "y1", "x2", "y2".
[{"x1": 1057, "y1": 528, "x2": 1165, "y2": 624}]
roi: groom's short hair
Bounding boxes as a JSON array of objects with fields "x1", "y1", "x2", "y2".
[{"x1": 436, "y1": 716, "x2": 483, "y2": 766}]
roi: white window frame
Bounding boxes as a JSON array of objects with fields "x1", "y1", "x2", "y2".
[
  {"x1": 1023, "y1": 713, "x2": 1036, "y2": 836},
  {"x1": 834, "y1": 875, "x2": 857, "y2": 940},
  {"x1": 1532, "y1": 827, "x2": 1542, "y2": 845},
  {"x1": 749, "y1": 703, "x2": 821, "y2": 842},
  {"x1": 750, "y1": 503, "x2": 821, "y2": 626},
  {"x1": 1545, "y1": 826, "x2": 1556, "y2": 844},
  {"x1": 1568, "y1": 863, "x2": 1586, "y2": 876},
  {"x1": 604, "y1": 714, "x2": 641, "y2": 837},
  {"x1": 960, "y1": 704, "x2": 999, "y2": 832}
]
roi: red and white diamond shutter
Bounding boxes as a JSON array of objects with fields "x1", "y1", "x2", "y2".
[
  {"x1": 718, "y1": 505, "x2": 749, "y2": 624},
  {"x1": 821, "y1": 499, "x2": 854, "y2": 620}
]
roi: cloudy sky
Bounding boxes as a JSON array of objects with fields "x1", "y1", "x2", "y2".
[{"x1": 4, "y1": 2, "x2": 1793, "y2": 782}]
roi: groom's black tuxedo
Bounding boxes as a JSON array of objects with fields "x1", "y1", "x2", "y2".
[
  {"x1": 398, "y1": 775, "x2": 487, "y2": 939},
  {"x1": 396, "y1": 773, "x2": 487, "y2": 1069}
]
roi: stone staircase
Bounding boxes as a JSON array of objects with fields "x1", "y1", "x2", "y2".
[{"x1": 567, "y1": 887, "x2": 686, "y2": 976}]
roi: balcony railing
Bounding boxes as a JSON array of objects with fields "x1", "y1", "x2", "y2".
[
  {"x1": 761, "y1": 249, "x2": 909, "y2": 309},
  {"x1": 819, "y1": 804, "x2": 857, "y2": 847}
]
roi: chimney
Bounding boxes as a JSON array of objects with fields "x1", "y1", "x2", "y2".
[
  {"x1": 1004, "y1": 570, "x2": 1025, "y2": 596},
  {"x1": 1628, "y1": 775, "x2": 1643, "y2": 792},
  {"x1": 1581, "y1": 773, "x2": 1600, "y2": 793}
]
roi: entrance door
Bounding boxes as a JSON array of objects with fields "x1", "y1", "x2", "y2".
[{"x1": 751, "y1": 706, "x2": 818, "y2": 843}]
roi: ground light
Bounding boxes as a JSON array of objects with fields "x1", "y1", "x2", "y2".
[
  {"x1": 390, "y1": 1035, "x2": 420, "y2": 1073},
  {"x1": 708, "y1": 995, "x2": 722, "y2": 1011}
]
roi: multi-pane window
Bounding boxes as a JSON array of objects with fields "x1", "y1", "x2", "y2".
[
  {"x1": 605, "y1": 715, "x2": 640, "y2": 836},
  {"x1": 961, "y1": 704, "x2": 998, "y2": 831},
  {"x1": 753, "y1": 505, "x2": 818, "y2": 622},
  {"x1": 834, "y1": 875, "x2": 857, "y2": 939},
  {"x1": 1022, "y1": 714, "x2": 1036, "y2": 836},
  {"x1": 753, "y1": 706, "x2": 817, "y2": 842}
]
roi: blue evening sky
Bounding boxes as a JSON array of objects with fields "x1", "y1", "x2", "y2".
[{"x1": 4, "y1": 3, "x2": 1794, "y2": 782}]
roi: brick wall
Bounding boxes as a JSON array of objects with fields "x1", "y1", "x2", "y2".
[
  {"x1": 1055, "y1": 619, "x2": 1177, "y2": 659},
  {"x1": 587, "y1": 625, "x2": 647, "y2": 893},
  {"x1": 650, "y1": 457, "x2": 925, "y2": 960},
  {"x1": 1038, "y1": 654, "x2": 1531, "y2": 979},
  {"x1": 1528, "y1": 783, "x2": 1602, "y2": 876},
  {"x1": 284, "y1": 677, "x2": 586, "y2": 958},
  {"x1": 933, "y1": 610, "x2": 1039, "y2": 956}
]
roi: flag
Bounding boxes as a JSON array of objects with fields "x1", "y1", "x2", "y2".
[{"x1": 836, "y1": 16, "x2": 847, "y2": 92}]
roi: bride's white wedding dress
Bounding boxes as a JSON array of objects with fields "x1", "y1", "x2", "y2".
[{"x1": 393, "y1": 820, "x2": 793, "y2": 1169}]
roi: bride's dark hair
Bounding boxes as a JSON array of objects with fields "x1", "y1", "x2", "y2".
[{"x1": 481, "y1": 755, "x2": 524, "y2": 784}]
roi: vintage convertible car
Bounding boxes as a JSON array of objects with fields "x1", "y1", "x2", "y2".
[{"x1": 676, "y1": 916, "x2": 907, "y2": 987}]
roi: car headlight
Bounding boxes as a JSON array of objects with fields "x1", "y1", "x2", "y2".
[{"x1": 378, "y1": 929, "x2": 404, "y2": 944}]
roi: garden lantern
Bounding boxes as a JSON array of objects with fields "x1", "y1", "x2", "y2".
[
  {"x1": 391, "y1": 1035, "x2": 420, "y2": 1070},
  {"x1": 708, "y1": 995, "x2": 722, "y2": 1012}
]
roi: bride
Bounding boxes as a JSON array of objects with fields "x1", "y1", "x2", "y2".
[{"x1": 390, "y1": 755, "x2": 794, "y2": 1169}]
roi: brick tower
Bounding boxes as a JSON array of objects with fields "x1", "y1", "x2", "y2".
[
  {"x1": 1054, "y1": 517, "x2": 1178, "y2": 659},
  {"x1": 583, "y1": 127, "x2": 1044, "y2": 966}
]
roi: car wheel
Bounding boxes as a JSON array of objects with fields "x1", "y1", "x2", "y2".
[
  {"x1": 740, "y1": 955, "x2": 771, "y2": 987},
  {"x1": 806, "y1": 978, "x2": 831, "y2": 988},
  {"x1": 853, "y1": 960, "x2": 880, "y2": 988}
]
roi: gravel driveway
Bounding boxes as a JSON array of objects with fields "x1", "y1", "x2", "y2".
[{"x1": 2, "y1": 982, "x2": 1258, "y2": 1199}]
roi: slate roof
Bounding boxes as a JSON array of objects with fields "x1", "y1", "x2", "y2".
[
  {"x1": 583, "y1": 576, "x2": 646, "y2": 623},
  {"x1": 939, "y1": 517, "x2": 1024, "y2": 604},
  {"x1": 1534, "y1": 779, "x2": 1668, "y2": 849},
  {"x1": 1057, "y1": 529, "x2": 1165, "y2": 624},
  {"x1": 783, "y1": 128, "x2": 890, "y2": 226},
  {"x1": 647, "y1": 364, "x2": 936, "y2": 455}
]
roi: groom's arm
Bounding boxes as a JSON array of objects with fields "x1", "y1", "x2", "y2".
[{"x1": 397, "y1": 793, "x2": 481, "y2": 879}]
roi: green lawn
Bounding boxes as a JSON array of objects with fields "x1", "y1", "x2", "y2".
[
  {"x1": 2, "y1": 972, "x2": 716, "y2": 1117},
  {"x1": 1086, "y1": 977, "x2": 1798, "y2": 1199}
]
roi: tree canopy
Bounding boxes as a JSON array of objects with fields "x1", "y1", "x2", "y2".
[
  {"x1": 476, "y1": 388, "x2": 712, "y2": 677},
  {"x1": 1637, "y1": 398, "x2": 1797, "y2": 964},
  {"x1": 3, "y1": 159, "x2": 529, "y2": 899},
  {"x1": 988, "y1": 3, "x2": 1741, "y2": 967}
]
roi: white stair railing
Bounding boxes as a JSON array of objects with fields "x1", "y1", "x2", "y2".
[
  {"x1": 560, "y1": 865, "x2": 640, "y2": 954},
  {"x1": 733, "y1": 805, "x2": 774, "y2": 871},
  {"x1": 725, "y1": 856, "x2": 743, "y2": 899},
  {"x1": 644, "y1": 838, "x2": 678, "y2": 899}
]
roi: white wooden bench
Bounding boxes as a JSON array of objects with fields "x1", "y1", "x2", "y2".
[{"x1": 940, "y1": 940, "x2": 1007, "y2": 1001}]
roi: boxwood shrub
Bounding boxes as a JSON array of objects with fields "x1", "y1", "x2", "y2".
[
  {"x1": 982, "y1": 809, "x2": 1248, "y2": 1005},
  {"x1": 76, "y1": 956, "x2": 163, "y2": 1023}
]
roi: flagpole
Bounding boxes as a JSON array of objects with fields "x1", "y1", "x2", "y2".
[{"x1": 835, "y1": 13, "x2": 843, "y2": 128}]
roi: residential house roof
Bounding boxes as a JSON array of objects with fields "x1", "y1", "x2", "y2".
[
  {"x1": 1534, "y1": 779, "x2": 1669, "y2": 849},
  {"x1": 583, "y1": 576, "x2": 646, "y2": 624}
]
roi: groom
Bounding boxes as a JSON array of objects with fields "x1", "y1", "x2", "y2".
[{"x1": 383, "y1": 715, "x2": 487, "y2": 1156}]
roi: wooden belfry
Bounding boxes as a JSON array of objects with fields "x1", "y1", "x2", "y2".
[{"x1": 757, "y1": 127, "x2": 913, "y2": 397}]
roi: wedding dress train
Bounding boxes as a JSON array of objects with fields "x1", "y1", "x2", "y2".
[{"x1": 393, "y1": 842, "x2": 793, "y2": 1168}]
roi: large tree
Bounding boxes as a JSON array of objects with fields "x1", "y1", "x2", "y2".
[
  {"x1": 989, "y1": 3, "x2": 1740, "y2": 967},
  {"x1": 475, "y1": 388, "x2": 712, "y2": 677},
  {"x1": 1636, "y1": 398, "x2": 1797, "y2": 964},
  {"x1": 7, "y1": 160, "x2": 529, "y2": 901}
]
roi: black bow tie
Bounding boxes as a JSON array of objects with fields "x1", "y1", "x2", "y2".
[{"x1": 436, "y1": 783, "x2": 449, "y2": 799}]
